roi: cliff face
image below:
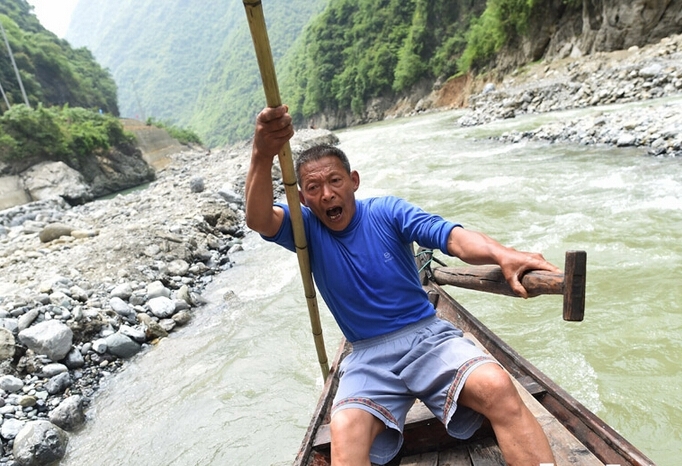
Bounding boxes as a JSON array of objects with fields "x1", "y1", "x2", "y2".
[
  {"x1": 579, "y1": 0, "x2": 682, "y2": 51},
  {"x1": 497, "y1": 0, "x2": 682, "y2": 72}
]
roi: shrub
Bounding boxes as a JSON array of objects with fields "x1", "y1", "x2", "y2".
[
  {"x1": 59, "y1": 106, "x2": 134, "y2": 161},
  {"x1": 0, "y1": 104, "x2": 69, "y2": 162},
  {"x1": 0, "y1": 129, "x2": 17, "y2": 160},
  {"x1": 0, "y1": 104, "x2": 134, "y2": 169}
]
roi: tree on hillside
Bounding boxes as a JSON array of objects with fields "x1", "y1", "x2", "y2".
[
  {"x1": 281, "y1": 0, "x2": 483, "y2": 123},
  {"x1": 0, "y1": 0, "x2": 118, "y2": 114}
]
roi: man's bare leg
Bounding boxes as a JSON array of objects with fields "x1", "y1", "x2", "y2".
[
  {"x1": 459, "y1": 363, "x2": 555, "y2": 466},
  {"x1": 330, "y1": 408, "x2": 385, "y2": 466}
]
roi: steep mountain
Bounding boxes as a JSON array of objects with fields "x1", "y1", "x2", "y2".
[
  {"x1": 66, "y1": 0, "x2": 327, "y2": 147},
  {"x1": 0, "y1": 0, "x2": 117, "y2": 113},
  {"x1": 67, "y1": 0, "x2": 682, "y2": 147},
  {"x1": 279, "y1": 0, "x2": 485, "y2": 128},
  {"x1": 479, "y1": 0, "x2": 682, "y2": 74}
]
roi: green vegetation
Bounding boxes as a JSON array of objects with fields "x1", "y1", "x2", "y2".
[
  {"x1": 0, "y1": 0, "x2": 123, "y2": 174},
  {"x1": 0, "y1": 104, "x2": 133, "y2": 170},
  {"x1": 457, "y1": 0, "x2": 537, "y2": 72},
  {"x1": 280, "y1": 0, "x2": 483, "y2": 122},
  {"x1": 456, "y1": 0, "x2": 581, "y2": 72},
  {"x1": 146, "y1": 117, "x2": 202, "y2": 146},
  {"x1": 0, "y1": 0, "x2": 118, "y2": 114},
  {"x1": 185, "y1": 0, "x2": 327, "y2": 146}
]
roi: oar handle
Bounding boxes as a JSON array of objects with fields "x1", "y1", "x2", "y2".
[
  {"x1": 422, "y1": 250, "x2": 586, "y2": 322},
  {"x1": 243, "y1": 0, "x2": 330, "y2": 379},
  {"x1": 431, "y1": 266, "x2": 564, "y2": 298}
]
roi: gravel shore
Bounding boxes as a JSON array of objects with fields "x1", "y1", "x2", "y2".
[{"x1": 458, "y1": 34, "x2": 682, "y2": 156}]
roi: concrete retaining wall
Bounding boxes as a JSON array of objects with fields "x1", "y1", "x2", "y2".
[{"x1": 121, "y1": 119, "x2": 186, "y2": 170}]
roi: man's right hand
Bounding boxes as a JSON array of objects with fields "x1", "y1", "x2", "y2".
[
  {"x1": 253, "y1": 105, "x2": 294, "y2": 160},
  {"x1": 245, "y1": 106, "x2": 291, "y2": 237}
]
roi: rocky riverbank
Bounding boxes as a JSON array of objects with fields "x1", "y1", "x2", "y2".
[
  {"x1": 0, "y1": 129, "x2": 338, "y2": 465},
  {"x1": 457, "y1": 34, "x2": 682, "y2": 157}
]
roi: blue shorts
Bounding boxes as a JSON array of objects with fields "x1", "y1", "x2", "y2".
[{"x1": 331, "y1": 315, "x2": 496, "y2": 464}]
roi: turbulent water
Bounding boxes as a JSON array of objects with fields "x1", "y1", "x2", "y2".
[{"x1": 63, "y1": 107, "x2": 681, "y2": 465}]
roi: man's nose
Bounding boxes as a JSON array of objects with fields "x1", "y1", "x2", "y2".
[{"x1": 321, "y1": 183, "x2": 334, "y2": 200}]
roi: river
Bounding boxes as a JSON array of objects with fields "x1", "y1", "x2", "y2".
[{"x1": 63, "y1": 106, "x2": 681, "y2": 465}]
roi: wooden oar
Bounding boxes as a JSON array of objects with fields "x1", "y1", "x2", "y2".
[
  {"x1": 418, "y1": 250, "x2": 586, "y2": 321},
  {"x1": 242, "y1": 0, "x2": 329, "y2": 380}
]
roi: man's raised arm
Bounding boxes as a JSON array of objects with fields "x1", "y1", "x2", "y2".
[{"x1": 245, "y1": 106, "x2": 294, "y2": 237}]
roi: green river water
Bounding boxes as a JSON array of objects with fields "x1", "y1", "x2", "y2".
[{"x1": 64, "y1": 104, "x2": 681, "y2": 465}]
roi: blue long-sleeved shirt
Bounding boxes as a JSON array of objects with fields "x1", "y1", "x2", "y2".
[{"x1": 263, "y1": 196, "x2": 459, "y2": 342}]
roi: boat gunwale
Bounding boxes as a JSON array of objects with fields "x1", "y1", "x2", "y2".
[
  {"x1": 292, "y1": 257, "x2": 656, "y2": 466},
  {"x1": 426, "y1": 278, "x2": 655, "y2": 466}
]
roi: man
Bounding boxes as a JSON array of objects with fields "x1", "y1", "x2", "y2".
[{"x1": 245, "y1": 105, "x2": 558, "y2": 466}]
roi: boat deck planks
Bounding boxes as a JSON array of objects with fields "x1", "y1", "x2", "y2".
[{"x1": 399, "y1": 451, "x2": 440, "y2": 465}]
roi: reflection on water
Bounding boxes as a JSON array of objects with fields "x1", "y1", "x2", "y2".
[{"x1": 65, "y1": 108, "x2": 680, "y2": 465}]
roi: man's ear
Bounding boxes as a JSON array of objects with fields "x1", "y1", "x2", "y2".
[
  {"x1": 299, "y1": 190, "x2": 307, "y2": 206},
  {"x1": 351, "y1": 170, "x2": 360, "y2": 192}
]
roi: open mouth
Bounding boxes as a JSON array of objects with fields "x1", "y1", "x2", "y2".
[{"x1": 326, "y1": 206, "x2": 342, "y2": 221}]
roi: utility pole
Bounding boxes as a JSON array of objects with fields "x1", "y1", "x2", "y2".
[
  {"x1": 0, "y1": 79, "x2": 10, "y2": 111},
  {"x1": 0, "y1": 20, "x2": 30, "y2": 108}
]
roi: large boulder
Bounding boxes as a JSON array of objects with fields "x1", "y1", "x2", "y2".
[
  {"x1": 18, "y1": 321, "x2": 73, "y2": 362},
  {"x1": 4, "y1": 143, "x2": 155, "y2": 210},
  {"x1": 49, "y1": 396, "x2": 86, "y2": 431},
  {"x1": 0, "y1": 175, "x2": 31, "y2": 210},
  {"x1": 78, "y1": 144, "x2": 156, "y2": 197},
  {"x1": 20, "y1": 161, "x2": 92, "y2": 205},
  {"x1": 13, "y1": 421, "x2": 68, "y2": 466}
]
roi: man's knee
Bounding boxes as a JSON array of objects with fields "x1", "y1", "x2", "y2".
[
  {"x1": 330, "y1": 408, "x2": 385, "y2": 442},
  {"x1": 330, "y1": 408, "x2": 385, "y2": 463},
  {"x1": 330, "y1": 409, "x2": 355, "y2": 438},
  {"x1": 459, "y1": 363, "x2": 522, "y2": 417}
]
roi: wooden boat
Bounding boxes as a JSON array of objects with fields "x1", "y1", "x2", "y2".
[{"x1": 294, "y1": 249, "x2": 656, "y2": 466}]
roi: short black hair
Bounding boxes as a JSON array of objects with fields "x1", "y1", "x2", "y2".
[{"x1": 295, "y1": 144, "x2": 351, "y2": 186}]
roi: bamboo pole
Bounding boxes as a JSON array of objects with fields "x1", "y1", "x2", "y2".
[{"x1": 242, "y1": 0, "x2": 329, "y2": 380}]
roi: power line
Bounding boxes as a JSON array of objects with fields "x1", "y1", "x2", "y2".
[
  {"x1": 0, "y1": 79, "x2": 10, "y2": 111},
  {"x1": 0, "y1": 19, "x2": 30, "y2": 108}
]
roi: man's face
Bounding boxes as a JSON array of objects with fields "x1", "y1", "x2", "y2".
[{"x1": 298, "y1": 156, "x2": 360, "y2": 231}]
